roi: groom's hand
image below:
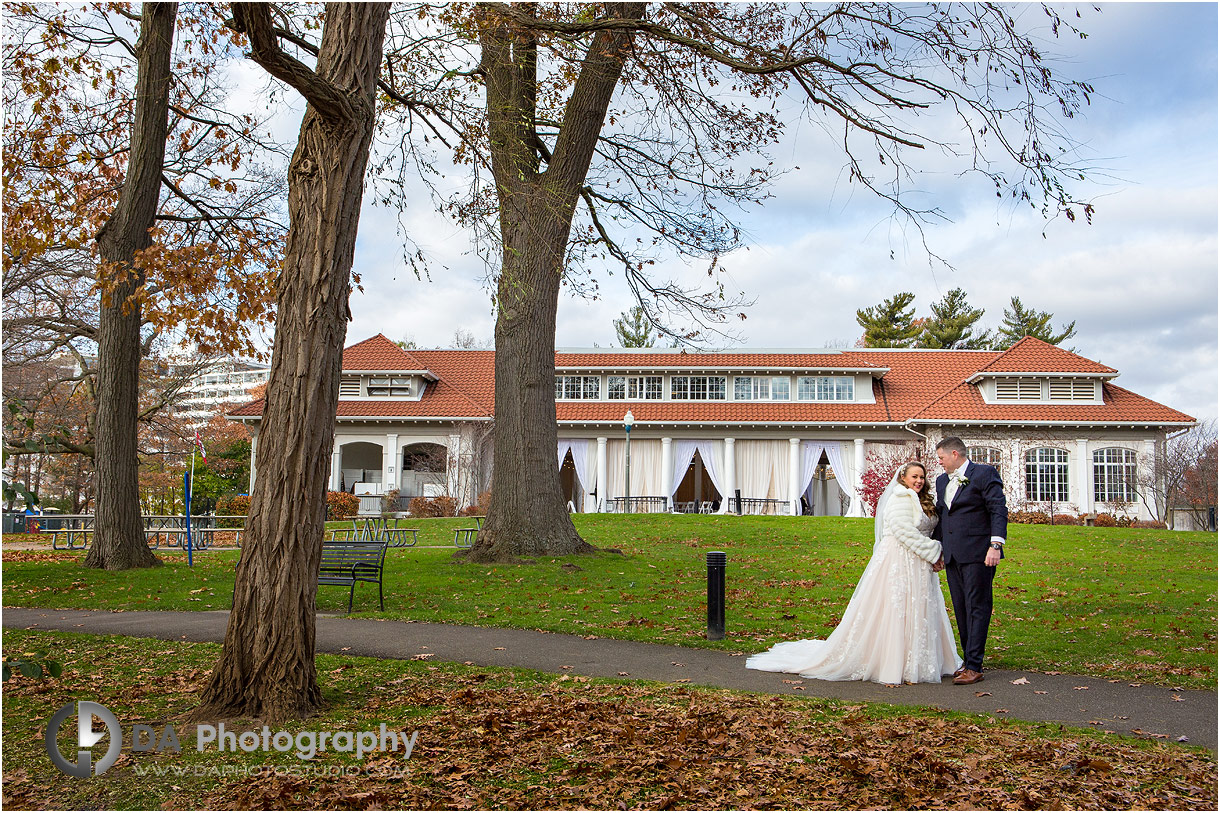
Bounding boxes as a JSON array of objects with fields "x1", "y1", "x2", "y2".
[
  {"x1": 984, "y1": 547, "x2": 1001, "y2": 567},
  {"x1": 932, "y1": 556, "x2": 944, "y2": 572}
]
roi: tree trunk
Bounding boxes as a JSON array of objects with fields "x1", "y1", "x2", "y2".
[
  {"x1": 85, "y1": 2, "x2": 177, "y2": 571},
  {"x1": 464, "y1": 208, "x2": 595, "y2": 563},
  {"x1": 462, "y1": 3, "x2": 644, "y2": 563},
  {"x1": 195, "y1": 2, "x2": 389, "y2": 723}
]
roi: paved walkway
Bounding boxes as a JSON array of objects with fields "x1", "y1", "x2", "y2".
[{"x1": 3, "y1": 607, "x2": 1215, "y2": 749}]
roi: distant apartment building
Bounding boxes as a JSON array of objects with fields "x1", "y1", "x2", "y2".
[{"x1": 178, "y1": 359, "x2": 270, "y2": 427}]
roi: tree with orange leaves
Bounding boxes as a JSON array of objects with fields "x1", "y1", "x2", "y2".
[{"x1": 3, "y1": 3, "x2": 286, "y2": 568}]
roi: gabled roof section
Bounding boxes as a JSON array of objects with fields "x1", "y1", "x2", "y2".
[
  {"x1": 342, "y1": 334, "x2": 435, "y2": 376},
  {"x1": 911, "y1": 379, "x2": 1195, "y2": 425},
  {"x1": 971, "y1": 336, "x2": 1118, "y2": 378}
]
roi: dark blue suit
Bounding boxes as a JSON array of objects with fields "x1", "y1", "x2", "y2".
[{"x1": 933, "y1": 460, "x2": 1008, "y2": 672}]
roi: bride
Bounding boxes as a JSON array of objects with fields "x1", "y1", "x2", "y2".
[{"x1": 747, "y1": 461, "x2": 961, "y2": 685}]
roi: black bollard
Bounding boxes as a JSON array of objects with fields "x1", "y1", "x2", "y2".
[
  {"x1": 706, "y1": 550, "x2": 727, "y2": 640},
  {"x1": 734, "y1": 488, "x2": 742, "y2": 515}
]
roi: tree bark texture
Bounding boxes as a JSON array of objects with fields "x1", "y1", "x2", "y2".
[
  {"x1": 464, "y1": 3, "x2": 645, "y2": 563},
  {"x1": 195, "y1": 2, "x2": 390, "y2": 722},
  {"x1": 85, "y1": 2, "x2": 177, "y2": 570}
]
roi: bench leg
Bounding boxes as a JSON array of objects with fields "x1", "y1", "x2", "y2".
[
  {"x1": 347, "y1": 583, "x2": 355, "y2": 614},
  {"x1": 379, "y1": 579, "x2": 384, "y2": 611}
]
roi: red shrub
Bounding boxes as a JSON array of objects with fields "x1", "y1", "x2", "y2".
[
  {"x1": 1051, "y1": 513, "x2": 1080, "y2": 526},
  {"x1": 326, "y1": 491, "x2": 359, "y2": 520},
  {"x1": 1132, "y1": 519, "x2": 1167, "y2": 529},
  {"x1": 216, "y1": 494, "x2": 250, "y2": 516},
  {"x1": 1093, "y1": 513, "x2": 1117, "y2": 527},
  {"x1": 1009, "y1": 510, "x2": 1052, "y2": 525},
  {"x1": 408, "y1": 496, "x2": 458, "y2": 517}
]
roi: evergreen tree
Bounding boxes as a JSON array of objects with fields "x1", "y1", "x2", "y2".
[
  {"x1": 855, "y1": 292, "x2": 922, "y2": 348},
  {"x1": 613, "y1": 306, "x2": 657, "y2": 348},
  {"x1": 921, "y1": 288, "x2": 991, "y2": 349},
  {"x1": 994, "y1": 296, "x2": 1077, "y2": 349}
]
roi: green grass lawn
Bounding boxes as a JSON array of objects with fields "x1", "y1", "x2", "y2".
[
  {"x1": 2, "y1": 628, "x2": 1214, "y2": 810},
  {"x1": 3, "y1": 516, "x2": 1216, "y2": 687}
]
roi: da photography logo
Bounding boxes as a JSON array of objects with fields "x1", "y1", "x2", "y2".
[{"x1": 45, "y1": 701, "x2": 122, "y2": 778}]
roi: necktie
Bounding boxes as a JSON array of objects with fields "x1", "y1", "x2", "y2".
[{"x1": 946, "y1": 477, "x2": 960, "y2": 508}]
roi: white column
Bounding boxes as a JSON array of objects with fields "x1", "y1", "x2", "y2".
[
  {"x1": 382, "y1": 433, "x2": 398, "y2": 492},
  {"x1": 330, "y1": 443, "x2": 342, "y2": 491},
  {"x1": 1143, "y1": 438, "x2": 1158, "y2": 520},
  {"x1": 248, "y1": 431, "x2": 258, "y2": 493},
  {"x1": 447, "y1": 433, "x2": 461, "y2": 497},
  {"x1": 596, "y1": 436, "x2": 608, "y2": 512},
  {"x1": 722, "y1": 437, "x2": 736, "y2": 513},
  {"x1": 850, "y1": 438, "x2": 866, "y2": 517},
  {"x1": 661, "y1": 437, "x2": 673, "y2": 511},
  {"x1": 1076, "y1": 438, "x2": 1091, "y2": 515},
  {"x1": 789, "y1": 437, "x2": 802, "y2": 516}
]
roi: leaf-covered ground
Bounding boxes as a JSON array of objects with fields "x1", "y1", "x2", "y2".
[
  {"x1": 5, "y1": 517, "x2": 1215, "y2": 688},
  {"x1": 2, "y1": 630, "x2": 1215, "y2": 810}
]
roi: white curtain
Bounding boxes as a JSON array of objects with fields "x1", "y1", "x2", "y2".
[
  {"x1": 735, "y1": 440, "x2": 790, "y2": 500},
  {"x1": 798, "y1": 442, "x2": 825, "y2": 502},
  {"x1": 668, "y1": 440, "x2": 726, "y2": 498},
  {"x1": 558, "y1": 439, "x2": 594, "y2": 492},
  {"x1": 827, "y1": 442, "x2": 863, "y2": 517},
  {"x1": 606, "y1": 438, "x2": 664, "y2": 497}
]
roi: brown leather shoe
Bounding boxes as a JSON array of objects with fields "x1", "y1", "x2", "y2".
[
  {"x1": 953, "y1": 668, "x2": 984, "y2": 685},
  {"x1": 952, "y1": 667, "x2": 966, "y2": 678}
]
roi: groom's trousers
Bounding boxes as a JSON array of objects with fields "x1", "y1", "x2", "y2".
[{"x1": 945, "y1": 561, "x2": 995, "y2": 672}]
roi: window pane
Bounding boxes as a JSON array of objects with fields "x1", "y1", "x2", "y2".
[
  {"x1": 771, "y1": 378, "x2": 790, "y2": 400},
  {"x1": 797, "y1": 377, "x2": 815, "y2": 400},
  {"x1": 608, "y1": 376, "x2": 625, "y2": 399},
  {"x1": 645, "y1": 377, "x2": 662, "y2": 399},
  {"x1": 735, "y1": 377, "x2": 752, "y2": 400},
  {"x1": 672, "y1": 377, "x2": 688, "y2": 399},
  {"x1": 1093, "y1": 447, "x2": 1136, "y2": 503}
]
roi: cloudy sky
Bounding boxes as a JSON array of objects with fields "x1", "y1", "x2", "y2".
[{"x1": 304, "y1": 3, "x2": 1217, "y2": 424}]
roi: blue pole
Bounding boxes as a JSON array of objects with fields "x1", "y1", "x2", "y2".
[{"x1": 184, "y1": 465, "x2": 193, "y2": 568}]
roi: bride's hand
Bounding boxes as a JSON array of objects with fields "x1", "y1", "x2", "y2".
[{"x1": 931, "y1": 556, "x2": 944, "y2": 573}]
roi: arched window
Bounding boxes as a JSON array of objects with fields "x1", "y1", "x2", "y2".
[
  {"x1": 967, "y1": 446, "x2": 1003, "y2": 468},
  {"x1": 1025, "y1": 448, "x2": 1069, "y2": 502},
  {"x1": 1093, "y1": 447, "x2": 1137, "y2": 503}
]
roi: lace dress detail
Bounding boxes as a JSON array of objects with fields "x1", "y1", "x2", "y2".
[{"x1": 746, "y1": 493, "x2": 961, "y2": 685}]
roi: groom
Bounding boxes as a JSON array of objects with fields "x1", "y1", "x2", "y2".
[{"x1": 933, "y1": 436, "x2": 1008, "y2": 685}]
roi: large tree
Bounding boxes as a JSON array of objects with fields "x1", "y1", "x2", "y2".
[
  {"x1": 195, "y1": 1, "x2": 391, "y2": 722},
  {"x1": 994, "y1": 295, "x2": 1077, "y2": 349},
  {"x1": 87, "y1": 2, "x2": 178, "y2": 570},
  {"x1": 614, "y1": 306, "x2": 658, "y2": 348},
  {"x1": 920, "y1": 288, "x2": 991, "y2": 349},
  {"x1": 376, "y1": 3, "x2": 1097, "y2": 562},
  {"x1": 856, "y1": 292, "x2": 922, "y2": 348},
  {"x1": 3, "y1": 3, "x2": 286, "y2": 568}
]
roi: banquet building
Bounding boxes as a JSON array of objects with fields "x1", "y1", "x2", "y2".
[{"x1": 229, "y1": 334, "x2": 1194, "y2": 521}]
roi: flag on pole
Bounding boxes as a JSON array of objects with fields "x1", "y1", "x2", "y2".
[{"x1": 193, "y1": 430, "x2": 207, "y2": 462}]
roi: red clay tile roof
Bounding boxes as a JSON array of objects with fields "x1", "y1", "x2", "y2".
[
  {"x1": 973, "y1": 336, "x2": 1118, "y2": 376},
  {"x1": 226, "y1": 337, "x2": 1193, "y2": 426},
  {"x1": 341, "y1": 334, "x2": 432, "y2": 372}
]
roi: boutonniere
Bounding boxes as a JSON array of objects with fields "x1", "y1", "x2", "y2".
[{"x1": 953, "y1": 474, "x2": 970, "y2": 487}]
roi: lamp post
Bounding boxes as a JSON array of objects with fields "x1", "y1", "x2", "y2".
[{"x1": 623, "y1": 410, "x2": 634, "y2": 513}]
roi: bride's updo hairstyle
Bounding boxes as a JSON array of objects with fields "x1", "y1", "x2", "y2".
[{"x1": 897, "y1": 461, "x2": 937, "y2": 517}]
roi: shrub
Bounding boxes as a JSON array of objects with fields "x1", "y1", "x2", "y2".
[
  {"x1": 408, "y1": 496, "x2": 458, "y2": 517},
  {"x1": 1132, "y1": 519, "x2": 1167, "y2": 529},
  {"x1": 381, "y1": 488, "x2": 401, "y2": 516},
  {"x1": 1051, "y1": 513, "x2": 1080, "y2": 526},
  {"x1": 459, "y1": 491, "x2": 492, "y2": 517},
  {"x1": 214, "y1": 494, "x2": 251, "y2": 527},
  {"x1": 1093, "y1": 513, "x2": 1117, "y2": 527},
  {"x1": 1008, "y1": 509, "x2": 1052, "y2": 525},
  {"x1": 326, "y1": 491, "x2": 359, "y2": 520}
]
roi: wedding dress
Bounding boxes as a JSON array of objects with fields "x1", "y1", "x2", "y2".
[{"x1": 746, "y1": 475, "x2": 962, "y2": 685}]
